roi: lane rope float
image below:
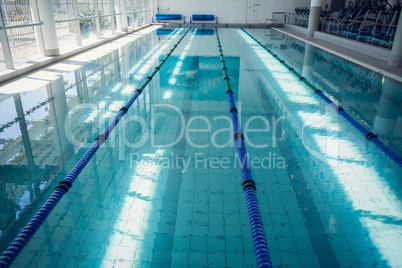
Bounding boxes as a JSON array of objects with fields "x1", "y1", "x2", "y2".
[
  {"x1": 215, "y1": 27, "x2": 273, "y2": 268},
  {"x1": 240, "y1": 28, "x2": 402, "y2": 168},
  {"x1": 0, "y1": 27, "x2": 192, "y2": 268}
]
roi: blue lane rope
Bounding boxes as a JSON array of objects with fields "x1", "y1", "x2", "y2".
[
  {"x1": 215, "y1": 27, "x2": 272, "y2": 268},
  {"x1": 0, "y1": 27, "x2": 192, "y2": 268},
  {"x1": 240, "y1": 28, "x2": 402, "y2": 168}
]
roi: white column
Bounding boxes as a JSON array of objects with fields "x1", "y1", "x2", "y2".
[
  {"x1": 373, "y1": 79, "x2": 402, "y2": 136},
  {"x1": 29, "y1": 0, "x2": 45, "y2": 57},
  {"x1": 302, "y1": 44, "x2": 315, "y2": 79},
  {"x1": 72, "y1": 0, "x2": 82, "y2": 46},
  {"x1": 122, "y1": 45, "x2": 130, "y2": 80},
  {"x1": 110, "y1": 0, "x2": 116, "y2": 34},
  {"x1": 120, "y1": 0, "x2": 128, "y2": 32},
  {"x1": 388, "y1": 12, "x2": 402, "y2": 67},
  {"x1": 14, "y1": 94, "x2": 35, "y2": 168},
  {"x1": 145, "y1": 0, "x2": 149, "y2": 24},
  {"x1": 37, "y1": 0, "x2": 60, "y2": 56},
  {"x1": 149, "y1": 0, "x2": 155, "y2": 22},
  {"x1": 130, "y1": 0, "x2": 135, "y2": 27},
  {"x1": 0, "y1": 5, "x2": 13, "y2": 68},
  {"x1": 66, "y1": 0, "x2": 74, "y2": 32},
  {"x1": 46, "y1": 77, "x2": 69, "y2": 158},
  {"x1": 94, "y1": 0, "x2": 101, "y2": 39},
  {"x1": 115, "y1": 0, "x2": 122, "y2": 32},
  {"x1": 307, "y1": 0, "x2": 322, "y2": 37}
]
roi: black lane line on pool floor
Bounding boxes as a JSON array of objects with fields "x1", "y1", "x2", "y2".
[
  {"x1": 150, "y1": 57, "x2": 199, "y2": 267},
  {"x1": 233, "y1": 35, "x2": 340, "y2": 264},
  {"x1": 256, "y1": 73, "x2": 388, "y2": 266},
  {"x1": 226, "y1": 28, "x2": 339, "y2": 265},
  {"x1": 241, "y1": 28, "x2": 402, "y2": 168},
  {"x1": 256, "y1": 74, "x2": 340, "y2": 267},
  {"x1": 257, "y1": 71, "x2": 388, "y2": 266}
]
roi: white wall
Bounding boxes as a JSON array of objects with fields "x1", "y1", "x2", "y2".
[
  {"x1": 260, "y1": 0, "x2": 311, "y2": 17},
  {"x1": 155, "y1": 0, "x2": 248, "y2": 24},
  {"x1": 154, "y1": 0, "x2": 314, "y2": 24}
]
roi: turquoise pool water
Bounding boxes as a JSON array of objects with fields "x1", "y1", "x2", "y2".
[{"x1": 0, "y1": 27, "x2": 401, "y2": 267}]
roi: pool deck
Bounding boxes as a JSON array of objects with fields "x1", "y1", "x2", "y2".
[
  {"x1": 0, "y1": 24, "x2": 401, "y2": 95},
  {"x1": 274, "y1": 27, "x2": 402, "y2": 83}
]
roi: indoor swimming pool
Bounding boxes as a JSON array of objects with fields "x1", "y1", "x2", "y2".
[{"x1": 0, "y1": 26, "x2": 402, "y2": 267}]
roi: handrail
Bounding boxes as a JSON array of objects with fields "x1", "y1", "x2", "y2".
[
  {"x1": 129, "y1": 9, "x2": 151, "y2": 14},
  {"x1": 0, "y1": 22, "x2": 43, "y2": 30},
  {"x1": 0, "y1": 27, "x2": 192, "y2": 268},
  {"x1": 214, "y1": 27, "x2": 273, "y2": 268},
  {"x1": 265, "y1": 19, "x2": 278, "y2": 28},
  {"x1": 240, "y1": 28, "x2": 402, "y2": 168},
  {"x1": 54, "y1": 18, "x2": 77, "y2": 23}
]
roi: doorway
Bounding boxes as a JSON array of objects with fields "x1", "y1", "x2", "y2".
[{"x1": 246, "y1": 0, "x2": 261, "y2": 24}]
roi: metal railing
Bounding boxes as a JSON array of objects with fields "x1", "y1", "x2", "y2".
[
  {"x1": 265, "y1": 19, "x2": 278, "y2": 28},
  {"x1": 0, "y1": 0, "x2": 151, "y2": 71},
  {"x1": 1, "y1": 0, "x2": 35, "y2": 43}
]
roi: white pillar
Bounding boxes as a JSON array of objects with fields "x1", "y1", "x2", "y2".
[
  {"x1": 115, "y1": 0, "x2": 122, "y2": 32},
  {"x1": 388, "y1": 12, "x2": 402, "y2": 67},
  {"x1": 307, "y1": 0, "x2": 322, "y2": 37},
  {"x1": 14, "y1": 94, "x2": 35, "y2": 168},
  {"x1": 94, "y1": 0, "x2": 101, "y2": 39},
  {"x1": 72, "y1": 0, "x2": 82, "y2": 46},
  {"x1": 110, "y1": 0, "x2": 116, "y2": 34},
  {"x1": 29, "y1": 0, "x2": 45, "y2": 57},
  {"x1": 37, "y1": 0, "x2": 60, "y2": 56},
  {"x1": 120, "y1": 0, "x2": 128, "y2": 32},
  {"x1": 130, "y1": 0, "x2": 135, "y2": 27},
  {"x1": 46, "y1": 77, "x2": 69, "y2": 158},
  {"x1": 302, "y1": 44, "x2": 315, "y2": 79},
  {"x1": 150, "y1": 0, "x2": 155, "y2": 22},
  {"x1": 122, "y1": 45, "x2": 130, "y2": 80},
  {"x1": 66, "y1": 0, "x2": 74, "y2": 32},
  {"x1": 145, "y1": 0, "x2": 149, "y2": 23},
  {"x1": 373, "y1": 79, "x2": 402, "y2": 136},
  {"x1": 0, "y1": 5, "x2": 13, "y2": 68}
]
